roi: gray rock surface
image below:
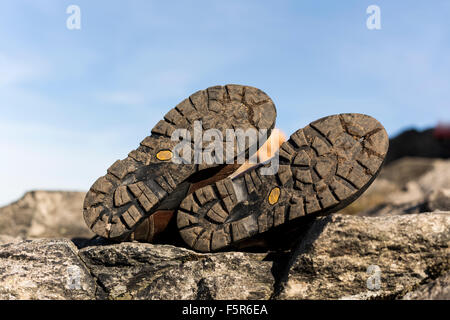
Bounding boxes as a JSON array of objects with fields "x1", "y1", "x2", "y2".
[
  {"x1": 0, "y1": 212, "x2": 448, "y2": 300},
  {"x1": 0, "y1": 239, "x2": 97, "y2": 299},
  {"x1": 0, "y1": 191, "x2": 92, "y2": 239},
  {"x1": 79, "y1": 243, "x2": 274, "y2": 300},
  {"x1": 277, "y1": 213, "x2": 449, "y2": 300},
  {"x1": 426, "y1": 189, "x2": 450, "y2": 212},
  {"x1": 402, "y1": 272, "x2": 450, "y2": 300},
  {"x1": 378, "y1": 157, "x2": 438, "y2": 187},
  {"x1": 347, "y1": 158, "x2": 450, "y2": 216},
  {"x1": 0, "y1": 235, "x2": 22, "y2": 244}
]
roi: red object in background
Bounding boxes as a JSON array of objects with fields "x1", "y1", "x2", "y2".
[{"x1": 433, "y1": 123, "x2": 450, "y2": 140}]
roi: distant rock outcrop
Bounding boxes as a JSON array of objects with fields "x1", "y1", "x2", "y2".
[
  {"x1": 385, "y1": 128, "x2": 450, "y2": 165},
  {"x1": 340, "y1": 158, "x2": 450, "y2": 216},
  {"x1": 0, "y1": 191, "x2": 92, "y2": 239}
]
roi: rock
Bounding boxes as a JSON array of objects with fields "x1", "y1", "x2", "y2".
[
  {"x1": 79, "y1": 242, "x2": 274, "y2": 300},
  {"x1": 0, "y1": 235, "x2": 23, "y2": 244},
  {"x1": 277, "y1": 213, "x2": 450, "y2": 300},
  {"x1": 0, "y1": 239, "x2": 275, "y2": 300},
  {"x1": 426, "y1": 189, "x2": 450, "y2": 212},
  {"x1": 387, "y1": 159, "x2": 450, "y2": 204},
  {"x1": 337, "y1": 178, "x2": 400, "y2": 215},
  {"x1": 414, "y1": 159, "x2": 450, "y2": 195},
  {"x1": 338, "y1": 157, "x2": 445, "y2": 216},
  {"x1": 378, "y1": 157, "x2": 437, "y2": 187},
  {"x1": 0, "y1": 212, "x2": 448, "y2": 300},
  {"x1": 353, "y1": 159, "x2": 450, "y2": 216},
  {"x1": 402, "y1": 272, "x2": 450, "y2": 300},
  {"x1": 358, "y1": 201, "x2": 425, "y2": 217},
  {"x1": 385, "y1": 128, "x2": 450, "y2": 165},
  {"x1": 0, "y1": 239, "x2": 97, "y2": 299},
  {"x1": 0, "y1": 191, "x2": 92, "y2": 239},
  {"x1": 387, "y1": 181, "x2": 424, "y2": 206}
]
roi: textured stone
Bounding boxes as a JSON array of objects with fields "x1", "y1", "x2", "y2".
[
  {"x1": 79, "y1": 242, "x2": 274, "y2": 300},
  {"x1": 342, "y1": 158, "x2": 450, "y2": 216},
  {"x1": 0, "y1": 235, "x2": 22, "y2": 244},
  {"x1": 0, "y1": 212, "x2": 448, "y2": 300},
  {"x1": 426, "y1": 189, "x2": 450, "y2": 212},
  {"x1": 277, "y1": 213, "x2": 449, "y2": 300},
  {"x1": 0, "y1": 239, "x2": 97, "y2": 299},
  {"x1": 402, "y1": 272, "x2": 450, "y2": 300},
  {"x1": 0, "y1": 191, "x2": 93, "y2": 239}
]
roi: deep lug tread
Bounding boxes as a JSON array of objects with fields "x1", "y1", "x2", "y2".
[
  {"x1": 176, "y1": 113, "x2": 389, "y2": 252},
  {"x1": 83, "y1": 84, "x2": 277, "y2": 239}
]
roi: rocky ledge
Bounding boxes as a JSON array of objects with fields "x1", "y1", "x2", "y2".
[
  {"x1": 1, "y1": 157, "x2": 449, "y2": 300},
  {"x1": 0, "y1": 212, "x2": 448, "y2": 300},
  {"x1": 0, "y1": 191, "x2": 92, "y2": 239}
]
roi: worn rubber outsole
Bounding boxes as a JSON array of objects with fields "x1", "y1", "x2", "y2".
[
  {"x1": 83, "y1": 85, "x2": 277, "y2": 239},
  {"x1": 176, "y1": 113, "x2": 389, "y2": 252}
]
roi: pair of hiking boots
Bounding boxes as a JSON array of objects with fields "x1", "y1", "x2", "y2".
[{"x1": 83, "y1": 84, "x2": 389, "y2": 252}]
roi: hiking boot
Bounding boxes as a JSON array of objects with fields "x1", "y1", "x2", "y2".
[
  {"x1": 83, "y1": 85, "x2": 277, "y2": 240},
  {"x1": 175, "y1": 113, "x2": 389, "y2": 252},
  {"x1": 127, "y1": 129, "x2": 286, "y2": 243},
  {"x1": 127, "y1": 163, "x2": 241, "y2": 243}
]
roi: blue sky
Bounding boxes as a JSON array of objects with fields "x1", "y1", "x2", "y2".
[{"x1": 0, "y1": 0, "x2": 449, "y2": 205}]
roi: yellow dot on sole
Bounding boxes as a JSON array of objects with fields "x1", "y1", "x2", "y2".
[
  {"x1": 156, "y1": 150, "x2": 173, "y2": 161},
  {"x1": 268, "y1": 187, "x2": 281, "y2": 205}
]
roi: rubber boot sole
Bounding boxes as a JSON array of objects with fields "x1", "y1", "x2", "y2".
[
  {"x1": 176, "y1": 113, "x2": 389, "y2": 252},
  {"x1": 128, "y1": 162, "x2": 242, "y2": 243},
  {"x1": 83, "y1": 84, "x2": 277, "y2": 239}
]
